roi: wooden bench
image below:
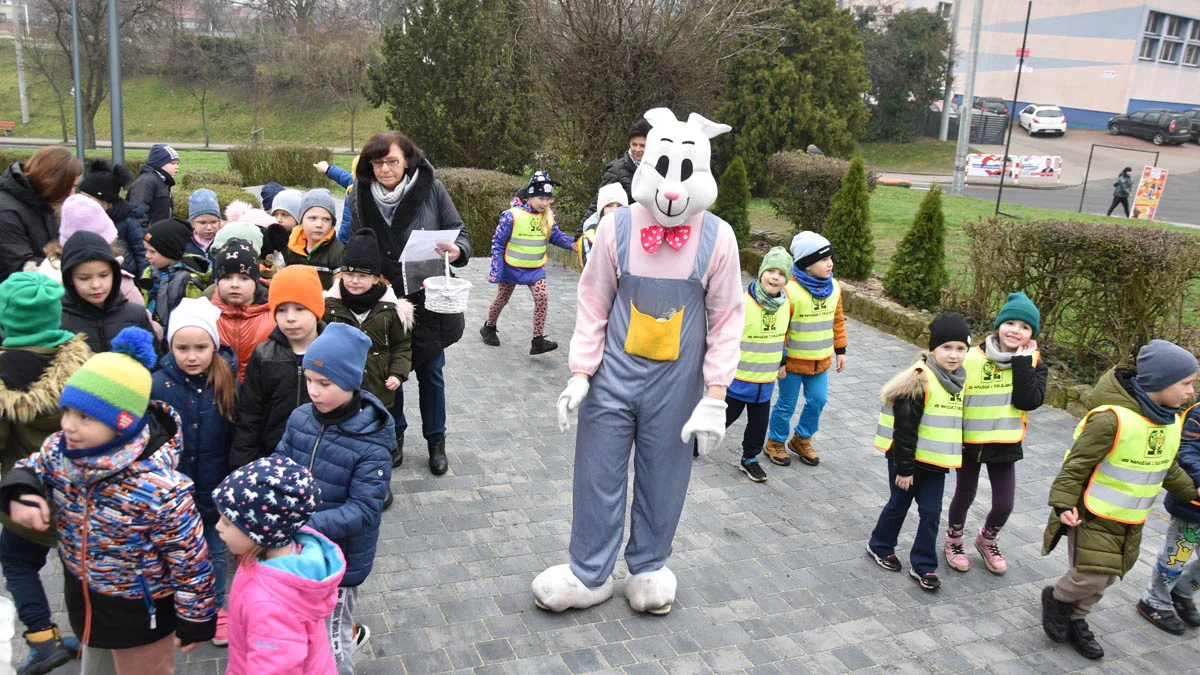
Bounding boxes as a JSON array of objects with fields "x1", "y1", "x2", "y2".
[{"x1": 0, "y1": 121, "x2": 16, "y2": 136}]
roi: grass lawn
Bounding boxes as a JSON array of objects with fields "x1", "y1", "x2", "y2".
[{"x1": 857, "y1": 137, "x2": 977, "y2": 175}]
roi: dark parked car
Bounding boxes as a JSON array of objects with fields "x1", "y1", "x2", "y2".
[
  {"x1": 973, "y1": 97, "x2": 1010, "y2": 116},
  {"x1": 1179, "y1": 109, "x2": 1200, "y2": 142},
  {"x1": 1107, "y1": 109, "x2": 1192, "y2": 145}
]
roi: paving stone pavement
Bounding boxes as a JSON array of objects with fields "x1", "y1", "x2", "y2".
[{"x1": 9, "y1": 256, "x2": 1200, "y2": 674}]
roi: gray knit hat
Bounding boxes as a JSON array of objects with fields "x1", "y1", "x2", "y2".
[
  {"x1": 1135, "y1": 340, "x2": 1199, "y2": 393},
  {"x1": 299, "y1": 188, "x2": 337, "y2": 224}
]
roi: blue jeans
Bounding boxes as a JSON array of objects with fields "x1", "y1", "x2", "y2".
[
  {"x1": 391, "y1": 350, "x2": 447, "y2": 444},
  {"x1": 0, "y1": 528, "x2": 53, "y2": 631},
  {"x1": 203, "y1": 522, "x2": 226, "y2": 609},
  {"x1": 868, "y1": 461, "x2": 946, "y2": 574},
  {"x1": 768, "y1": 370, "x2": 828, "y2": 442}
]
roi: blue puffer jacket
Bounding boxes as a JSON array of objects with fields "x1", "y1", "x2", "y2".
[
  {"x1": 111, "y1": 201, "x2": 149, "y2": 277},
  {"x1": 273, "y1": 391, "x2": 393, "y2": 587},
  {"x1": 1165, "y1": 406, "x2": 1200, "y2": 522},
  {"x1": 326, "y1": 164, "x2": 354, "y2": 243},
  {"x1": 150, "y1": 346, "x2": 237, "y2": 526}
]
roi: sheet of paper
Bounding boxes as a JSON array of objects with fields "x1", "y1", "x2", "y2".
[{"x1": 399, "y1": 229, "x2": 461, "y2": 262}]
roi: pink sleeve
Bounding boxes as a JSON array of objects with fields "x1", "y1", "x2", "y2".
[
  {"x1": 701, "y1": 225, "x2": 746, "y2": 388},
  {"x1": 568, "y1": 214, "x2": 619, "y2": 376}
]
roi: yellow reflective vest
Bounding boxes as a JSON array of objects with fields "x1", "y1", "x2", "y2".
[
  {"x1": 504, "y1": 209, "x2": 547, "y2": 268},
  {"x1": 962, "y1": 346, "x2": 1040, "y2": 444},
  {"x1": 1071, "y1": 404, "x2": 1182, "y2": 525},
  {"x1": 785, "y1": 279, "x2": 839, "y2": 360},
  {"x1": 735, "y1": 292, "x2": 790, "y2": 384},
  {"x1": 875, "y1": 364, "x2": 964, "y2": 469}
]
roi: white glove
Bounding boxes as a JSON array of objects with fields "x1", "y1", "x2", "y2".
[
  {"x1": 556, "y1": 376, "x2": 590, "y2": 432},
  {"x1": 681, "y1": 397, "x2": 727, "y2": 457}
]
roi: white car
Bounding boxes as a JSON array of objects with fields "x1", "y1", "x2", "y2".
[{"x1": 1018, "y1": 104, "x2": 1067, "y2": 136}]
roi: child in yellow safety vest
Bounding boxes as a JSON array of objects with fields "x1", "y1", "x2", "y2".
[
  {"x1": 867, "y1": 312, "x2": 971, "y2": 593},
  {"x1": 481, "y1": 171, "x2": 575, "y2": 356},
  {"x1": 764, "y1": 232, "x2": 847, "y2": 468},
  {"x1": 725, "y1": 247, "x2": 792, "y2": 483},
  {"x1": 944, "y1": 292, "x2": 1048, "y2": 576},
  {"x1": 1041, "y1": 340, "x2": 1200, "y2": 661}
]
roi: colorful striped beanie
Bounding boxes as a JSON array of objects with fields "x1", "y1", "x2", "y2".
[{"x1": 60, "y1": 327, "x2": 158, "y2": 440}]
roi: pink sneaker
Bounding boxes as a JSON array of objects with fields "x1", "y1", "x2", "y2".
[
  {"x1": 975, "y1": 529, "x2": 1007, "y2": 575},
  {"x1": 212, "y1": 608, "x2": 229, "y2": 646},
  {"x1": 944, "y1": 534, "x2": 969, "y2": 572}
]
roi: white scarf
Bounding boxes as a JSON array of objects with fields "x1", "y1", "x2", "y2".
[{"x1": 371, "y1": 168, "x2": 419, "y2": 204}]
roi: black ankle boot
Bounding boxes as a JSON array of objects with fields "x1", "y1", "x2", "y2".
[
  {"x1": 391, "y1": 435, "x2": 404, "y2": 468},
  {"x1": 1067, "y1": 619, "x2": 1104, "y2": 660},
  {"x1": 1041, "y1": 586, "x2": 1072, "y2": 643},
  {"x1": 428, "y1": 439, "x2": 447, "y2": 476},
  {"x1": 530, "y1": 336, "x2": 558, "y2": 355}
]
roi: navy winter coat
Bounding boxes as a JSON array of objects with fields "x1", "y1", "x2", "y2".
[
  {"x1": 150, "y1": 346, "x2": 237, "y2": 526},
  {"x1": 109, "y1": 200, "x2": 149, "y2": 277},
  {"x1": 1165, "y1": 406, "x2": 1200, "y2": 523},
  {"x1": 273, "y1": 392, "x2": 393, "y2": 587}
]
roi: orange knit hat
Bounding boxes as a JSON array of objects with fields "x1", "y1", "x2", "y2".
[{"x1": 268, "y1": 265, "x2": 326, "y2": 317}]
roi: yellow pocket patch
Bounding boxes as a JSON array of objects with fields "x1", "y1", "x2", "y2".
[{"x1": 624, "y1": 301, "x2": 683, "y2": 362}]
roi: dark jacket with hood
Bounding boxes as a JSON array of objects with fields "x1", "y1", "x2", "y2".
[
  {"x1": 151, "y1": 346, "x2": 237, "y2": 527},
  {"x1": 1042, "y1": 367, "x2": 1197, "y2": 577},
  {"x1": 879, "y1": 355, "x2": 954, "y2": 478},
  {"x1": 579, "y1": 152, "x2": 638, "y2": 229},
  {"x1": 108, "y1": 200, "x2": 150, "y2": 277},
  {"x1": 963, "y1": 343, "x2": 1049, "y2": 464},
  {"x1": 126, "y1": 164, "x2": 174, "y2": 228},
  {"x1": 228, "y1": 324, "x2": 324, "y2": 469},
  {"x1": 0, "y1": 162, "x2": 58, "y2": 283},
  {"x1": 348, "y1": 160, "x2": 472, "y2": 366},
  {"x1": 60, "y1": 232, "x2": 155, "y2": 353},
  {"x1": 1164, "y1": 405, "x2": 1200, "y2": 523},
  {"x1": 0, "y1": 334, "x2": 92, "y2": 547},
  {"x1": 273, "y1": 391, "x2": 393, "y2": 587}
]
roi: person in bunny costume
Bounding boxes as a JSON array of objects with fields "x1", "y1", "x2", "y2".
[{"x1": 534, "y1": 109, "x2": 744, "y2": 615}]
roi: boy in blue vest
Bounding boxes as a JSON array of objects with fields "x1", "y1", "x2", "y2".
[
  {"x1": 764, "y1": 232, "x2": 847, "y2": 467},
  {"x1": 1041, "y1": 340, "x2": 1200, "y2": 660},
  {"x1": 724, "y1": 247, "x2": 791, "y2": 482}
]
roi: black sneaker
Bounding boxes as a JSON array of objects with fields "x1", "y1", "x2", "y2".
[
  {"x1": 909, "y1": 569, "x2": 941, "y2": 591},
  {"x1": 739, "y1": 459, "x2": 768, "y2": 482},
  {"x1": 1137, "y1": 599, "x2": 1186, "y2": 635},
  {"x1": 479, "y1": 324, "x2": 500, "y2": 346},
  {"x1": 1172, "y1": 592, "x2": 1200, "y2": 627},
  {"x1": 353, "y1": 623, "x2": 371, "y2": 650},
  {"x1": 530, "y1": 336, "x2": 558, "y2": 355},
  {"x1": 866, "y1": 546, "x2": 901, "y2": 572},
  {"x1": 1067, "y1": 619, "x2": 1103, "y2": 660},
  {"x1": 1041, "y1": 586, "x2": 1071, "y2": 643}
]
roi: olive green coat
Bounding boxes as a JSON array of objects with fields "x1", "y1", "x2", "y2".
[
  {"x1": 1042, "y1": 367, "x2": 1197, "y2": 577},
  {"x1": 323, "y1": 283, "x2": 414, "y2": 408}
]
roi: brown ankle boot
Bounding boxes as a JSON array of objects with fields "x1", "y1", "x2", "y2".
[
  {"x1": 764, "y1": 439, "x2": 791, "y2": 466},
  {"x1": 788, "y1": 435, "x2": 819, "y2": 466}
]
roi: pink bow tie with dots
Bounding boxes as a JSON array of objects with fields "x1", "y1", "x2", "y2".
[{"x1": 640, "y1": 225, "x2": 692, "y2": 254}]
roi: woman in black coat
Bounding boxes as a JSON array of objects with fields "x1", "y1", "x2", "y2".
[
  {"x1": 348, "y1": 131, "x2": 472, "y2": 476},
  {"x1": 0, "y1": 147, "x2": 81, "y2": 283}
]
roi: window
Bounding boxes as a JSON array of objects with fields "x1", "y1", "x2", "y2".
[
  {"x1": 1144, "y1": 113, "x2": 1161, "y2": 125},
  {"x1": 1191, "y1": 21, "x2": 1200, "y2": 41},
  {"x1": 1146, "y1": 11, "x2": 1164, "y2": 35},
  {"x1": 937, "y1": 2, "x2": 952, "y2": 20},
  {"x1": 1166, "y1": 16, "x2": 1186, "y2": 38},
  {"x1": 1131, "y1": 112, "x2": 1147, "y2": 122},
  {"x1": 1141, "y1": 37, "x2": 1160, "y2": 59},
  {"x1": 1161, "y1": 40, "x2": 1183, "y2": 63},
  {"x1": 1186, "y1": 44, "x2": 1200, "y2": 67}
]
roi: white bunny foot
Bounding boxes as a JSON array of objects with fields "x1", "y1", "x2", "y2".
[
  {"x1": 531, "y1": 564, "x2": 614, "y2": 612},
  {"x1": 625, "y1": 566, "x2": 677, "y2": 615}
]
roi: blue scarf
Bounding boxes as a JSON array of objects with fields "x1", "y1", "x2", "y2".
[
  {"x1": 1130, "y1": 378, "x2": 1180, "y2": 426},
  {"x1": 793, "y1": 265, "x2": 834, "y2": 299}
]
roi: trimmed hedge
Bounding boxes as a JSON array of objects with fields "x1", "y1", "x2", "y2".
[
  {"x1": 0, "y1": 149, "x2": 147, "y2": 178},
  {"x1": 951, "y1": 217, "x2": 1200, "y2": 378},
  {"x1": 179, "y1": 168, "x2": 244, "y2": 189},
  {"x1": 739, "y1": 247, "x2": 765, "y2": 276},
  {"x1": 767, "y1": 151, "x2": 878, "y2": 235},
  {"x1": 228, "y1": 145, "x2": 332, "y2": 188},
  {"x1": 439, "y1": 168, "x2": 525, "y2": 258},
  {"x1": 173, "y1": 185, "x2": 257, "y2": 221}
]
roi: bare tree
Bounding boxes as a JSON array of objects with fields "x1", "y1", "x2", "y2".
[
  {"x1": 316, "y1": 37, "x2": 377, "y2": 151},
  {"x1": 21, "y1": 35, "x2": 72, "y2": 142},
  {"x1": 161, "y1": 33, "x2": 257, "y2": 147}
]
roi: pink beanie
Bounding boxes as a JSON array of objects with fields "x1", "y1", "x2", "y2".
[{"x1": 59, "y1": 194, "x2": 118, "y2": 245}]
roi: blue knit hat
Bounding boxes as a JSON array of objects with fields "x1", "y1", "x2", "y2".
[
  {"x1": 993, "y1": 292, "x2": 1040, "y2": 337},
  {"x1": 188, "y1": 189, "x2": 221, "y2": 221},
  {"x1": 214, "y1": 456, "x2": 322, "y2": 548},
  {"x1": 303, "y1": 323, "x2": 370, "y2": 392},
  {"x1": 147, "y1": 144, "x2": 179, "y2": 169},
  {"x1": 259, "y1": 182, "x2": 285, "y2": 212}
]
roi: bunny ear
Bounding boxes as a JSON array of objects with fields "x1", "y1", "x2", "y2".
[
  {"x1": 686, "y1": 113, "x2": 732, "y2": 140},
  {"x1": 643, "y1": 108, "x2": 679, "y2": 128}
]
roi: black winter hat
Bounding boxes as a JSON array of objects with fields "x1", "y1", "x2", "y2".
[
  {"x1": 928, "y1": 312, "x2": 971, "y2": 351},
  {"x1": 144, "y1": 218, "x2": 192, "y2": 262},
  {"x1": 342, "y1": 229, "x2": 381, "y2": 276},
  {"x1": 61, "y1": 232, "x2": 121, "y2": 306},
  {"x1": 77, "y1": 158, "x2": 133, "y2": 205},
  {"x1": 214, "y1": 239, "x2": 260, "y2": 282},
  {"x1": 526, "y1": 170, "x2": 560, "y2": 199}
]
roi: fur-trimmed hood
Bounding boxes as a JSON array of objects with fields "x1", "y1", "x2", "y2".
[
  {"x1": 0, "y1": 335, "x2": 92, "y2": 424},
  {"x1": 880, "y1": 354, "x2": 929, "y2": 406},
  {"x1": 324, "y1": 282, "x2": 415, "y2": 332}
]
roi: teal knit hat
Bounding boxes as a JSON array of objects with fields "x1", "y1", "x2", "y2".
[
  {"x1": 759, "y1": 246, "x2": 792, "y2": 279},
  {"x1": 993, "y1": 292, "x2": 1041, "y2": 337},
  {"x1": 0, "y1": 273, "x2": 77, "y2": 349}
]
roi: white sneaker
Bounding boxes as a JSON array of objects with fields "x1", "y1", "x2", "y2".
[
  {"x1": 531, "y1": 564, "x2": 614, "y2": 612},
  {"x1": 626, "y1": 567, "x2": 677, "y2": 615}
]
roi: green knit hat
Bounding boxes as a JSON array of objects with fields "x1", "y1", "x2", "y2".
[
  {"x1": 993, "y1": 291, "x2": 1040, "y2": 337},
  {"x1": 759, "y1": 246, "x2": 792, "y2": 280},
  {"x1": 0, "y1": 273, "x2": 77, "y2": 349}
]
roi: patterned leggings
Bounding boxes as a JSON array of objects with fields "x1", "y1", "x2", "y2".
[{"x1": 487, "y1": 279, "x2": 549, "y2": 337}]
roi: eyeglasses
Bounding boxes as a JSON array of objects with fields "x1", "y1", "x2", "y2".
[{"x1": 371, "y1": 158, "x2": 403, "y2": 170}]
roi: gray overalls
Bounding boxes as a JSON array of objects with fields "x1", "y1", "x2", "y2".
[{"x1": 569, "y1": 208, "x2": 717, "y2": 587}]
